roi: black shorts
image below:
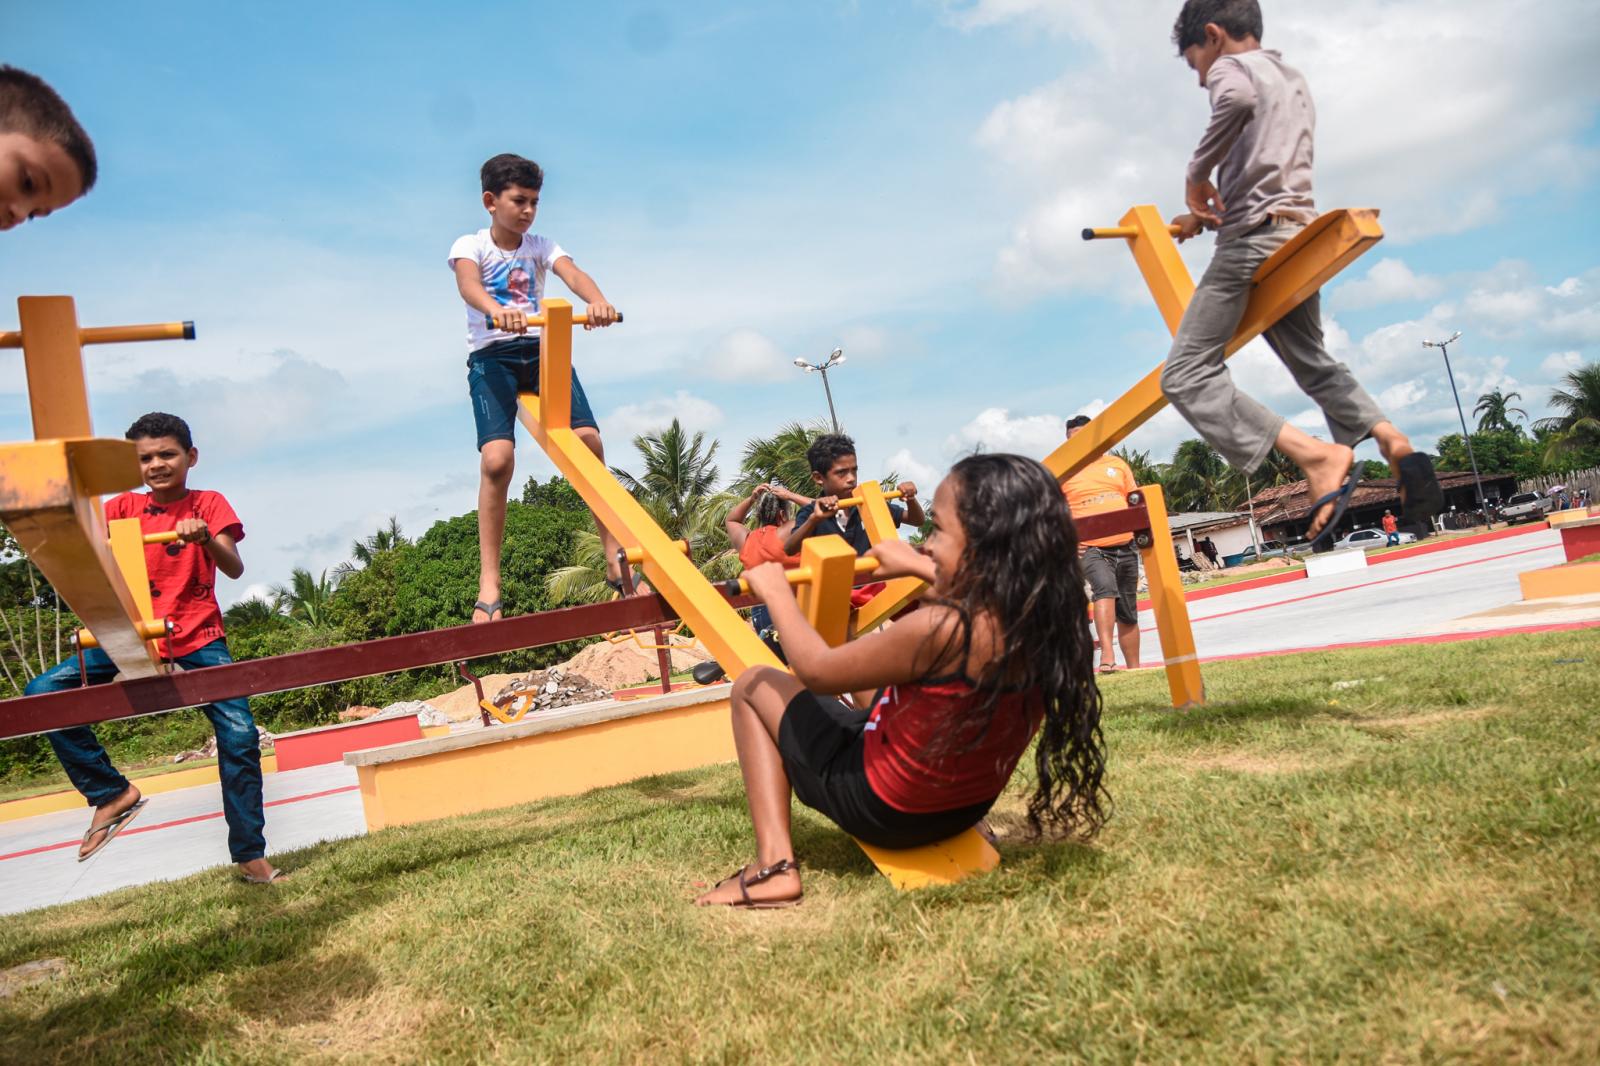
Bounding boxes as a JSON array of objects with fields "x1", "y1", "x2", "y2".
[
  {"x1": 1081, "y1": 543, "x2": 1140, "y2": 625},
  {"x1": 776, "y1": 690, "x2": 993, "y2": 850}
]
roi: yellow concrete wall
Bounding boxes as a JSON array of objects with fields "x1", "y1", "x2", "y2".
[
  {"x1": 1547, "y1": 508, "x2": 1596, "y2": 528},
  {"x1": 0, "y1": 753, "x2": 279, "y2": 823},
  {"x1": 1520, "y1": 561, "x2": 1600, "y2": 600},
  {"x1": 357, "y1": 699, "x2": 735, "y2": 830}
]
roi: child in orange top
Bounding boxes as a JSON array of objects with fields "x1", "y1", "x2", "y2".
[{"x1": 695, "y1": 454, "x2": 1108, "y2": 908}]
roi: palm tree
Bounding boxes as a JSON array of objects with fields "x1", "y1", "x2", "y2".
[
  {"x1": 332, "y1": 517, "x2": 408, "y2": 583},
  {"x1": 223, "y1": 595, "x2": 280, "y2": 627},
  {"x1": 1473, "y1": 388, "x2": 1528, "y2": 433},
  {"x1": 272, "y1": 568, "x2": 336, "y2": 628},
  {"x1": 1111, "y1": 446, "x2": 1166, "y2": 490},
  {"x1": 1533, "y1": 363, "x2": 1600, "y2": 466},
  {"x1": 1164, "y1": 439, "x2": 1243, "y2": 512},
  {"x1": 739, "y1": 420, "x2": 830, "y2": 494},
  {"x1": 612, "y1": 420, "x2": 721, "y2": 540}
]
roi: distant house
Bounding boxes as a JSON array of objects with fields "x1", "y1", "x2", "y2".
[
  {"x1": 1167, "y1": 511, "x2": 1256, "y2": 563},
  {"x1": 1245, "y1": 470, "x2": 1519, "y2": 541}
]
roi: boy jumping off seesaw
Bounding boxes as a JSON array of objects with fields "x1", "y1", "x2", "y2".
[
  {"x1": 1163, "y1": 0, "x2": 1442, "y2": 543},
  {"x1": 695, "y1": 455, "x2": 1107, "y2": 908},
  {"x1": 448, "y1": 153, "x2": 621, "y2": 623}
]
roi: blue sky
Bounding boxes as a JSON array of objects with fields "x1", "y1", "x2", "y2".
[{"x1": 5, "y1": 0, "x2": 1598, "y2": 604}]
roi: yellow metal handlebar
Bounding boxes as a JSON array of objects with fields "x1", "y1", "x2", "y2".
[
  {"x1": 623, "y1": 539, "x2": 688, "y2": 566},
  {"x1": 0, "y1": 321, "x2": 195, "y2": 348},
  {"x1": 483, "y1": 310, "x2": 624, "y2": 330},
  {"x1": 74, "y1": 618, "x2": 172, "y2": 649},
  {"x1": 1081, "y1": 224, "x2": 1183, "y2": 241},
  {"x1": 834, "y1": 487, "x2": 906, "y2": 509},
  {"x1": 141, "y1": 531, "x2": 180, "y2": 544},
  {"x1": 723, "y1": 556, "x2": 880, "y2": 597}
]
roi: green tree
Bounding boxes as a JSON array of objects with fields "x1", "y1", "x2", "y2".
[
  {"x1": 331, "y1": 517, "x2": 409, "y2": 584},
  {"x1": 1534, "y1": 362, "x2": 1600, "y2": 469},
  {"x1": 521, "y1": 475, "x2": 587, "y2": 512},
  {"x1": 223, "y1": 595, "x2": 279, "y2": 628},
  {"x1": 1473, "y1": 388, "x2": 1528, "y2": 434},
  {"x1": 1433, "y1": 430, "x2": 1541, "y2": 479},
  {"x1": 1112, "y1": 446, "x2": 1166, "y2": 489},
  {"x1": 739, "y1": 420, "x2": 830, "y2": 494},
  {"x1": 1358, "y1": 459, "x2": 1392, "y2": 481},
  {"x1": 272, "y1": 568, "x2": 337, "y2": 629},
  {"x1": 612, "y1": 419, "x2": 721, "y2": 539},
  {"x1": 1164, "y1": 439, "x2": 1243, "y2": 512}
]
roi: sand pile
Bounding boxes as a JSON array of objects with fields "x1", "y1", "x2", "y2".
[
  {"x1": 426, "y1": 672, "x2": 522, "y2": 722},
  {"x1": 562, "y1": 635, "x2": 711, "y2": 690}
]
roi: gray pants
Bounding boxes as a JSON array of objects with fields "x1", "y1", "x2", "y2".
[{"x1": 1160, "y1": 220, "x2": 1386, "y2": 473}]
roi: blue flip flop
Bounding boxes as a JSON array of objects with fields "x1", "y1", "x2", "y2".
[{"x1": 1306, "y1": 468, "x2": 1360, "y2": 548}]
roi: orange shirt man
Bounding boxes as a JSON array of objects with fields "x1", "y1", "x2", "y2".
[{"x1": 1062, "y1": 416, "x2": 1141, "y2": 673}]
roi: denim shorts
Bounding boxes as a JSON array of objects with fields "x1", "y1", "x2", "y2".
[{"x1": 467, "y1": 336, "x2": 598, "y2": 448}]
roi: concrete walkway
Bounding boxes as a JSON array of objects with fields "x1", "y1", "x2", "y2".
[
  {"x1": 2, "y1": 527, "x2": 1590, "y2": 918},
  {"x1": 0, "y1": 762, "x2": 364, "y2": 917}
]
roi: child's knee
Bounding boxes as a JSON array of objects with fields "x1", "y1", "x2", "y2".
[
  {"x1": 731, "y1": 664, "x2": 781, "y2": 703},
  {"x1": 575, "y1": 426, "x2": 605, "y2": 457},
  {"x1": 480, "y1": 442, "x2": 515, "y2": 482}
]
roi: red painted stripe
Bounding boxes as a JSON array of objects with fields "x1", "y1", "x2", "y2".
[{"x1": 0, "y1": 784, "x2": 358, "y2": 863}]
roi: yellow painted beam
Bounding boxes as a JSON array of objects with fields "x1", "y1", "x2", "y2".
[
  {"x1": 517, "y1": 300, "x2": 995, "y2": 888},
  {"x1": 0, "y1": 439, "x2": 163, "y2": 677},
  {"x1": 1042, "y1": 207, "x2": 1383, "y2": 482},
  {"x1": 1132, "y1": 484, "x2": 1204, "y2": 708},
  {"x1": 797, "y1": 535, "x2": 859, "y2": 648}
]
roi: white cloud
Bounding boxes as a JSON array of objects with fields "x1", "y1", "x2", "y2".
[
  {"x1": 1331, "y1": 258, "x2": 1445, "y2": 310},
  {"x1": 693, "y1": 328, "x2": 792, "y2": 382},
  {"x1": 962, "y1": 1, "x2": 1600, "y2": 295},
  {"x1": 884, "y1": 447, "x2": 939, "y2": 489},
  {"x1": 1547, "y1": 277, "x2": 1583, "y2": 298},
  {"x1": 602, "y1": 391, "x2": 724, "y2": 442},
  {"x1": 1541, "y1": 351, "x2": 1585, "y2": 377},
  {"x1": 947, "y1": 406, "x2": 1065, "y2": 456}
]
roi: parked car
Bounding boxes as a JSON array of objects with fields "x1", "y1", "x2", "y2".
[
  {"x1": 1332, "y1": 527, "x2": 1418, "y2": 550},
  {"x1": 1501, "y1": 491, "x2": 1553, "y2": 524},
  {"x1": 1234, "y1": 541, "x2": 1290, "y2": 564}
]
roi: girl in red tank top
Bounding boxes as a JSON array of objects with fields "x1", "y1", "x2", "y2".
[{"x1": 696, "y1": 454, "x2": 1108, "y2": 908}]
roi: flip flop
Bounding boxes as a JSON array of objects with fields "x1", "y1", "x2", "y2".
[
  {"x1": 1097, "y1": 661, "x2": 1119, "y2": 675},
  {"x1": 471, "y1": 599, "x2": 503, "y2": 622},
  {"x1": 78, "y1": 798, "x2": 146, "y2": 863},
  {"x1": 1306, "y1": 467, "x2": 1360, "y2": 548},
  {"x1": 1396, "y1": 452, "x2": 1444, "y2": 538},
  {"x1": 239, "y1": 867, "x2": 286, "y2": 884}
]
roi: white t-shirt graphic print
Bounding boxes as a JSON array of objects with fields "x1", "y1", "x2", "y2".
[{"x1": 447, "y1": 229, "x2": 570, "y2": 351}]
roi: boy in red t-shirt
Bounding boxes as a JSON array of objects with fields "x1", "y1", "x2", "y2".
[{"x1": 25, "y1": 413, "x2": 278, "y2": 882}]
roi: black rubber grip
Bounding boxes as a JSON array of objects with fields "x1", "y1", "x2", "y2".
[
  {"x1": 182, "y1": 321, "x2": 196, "y2": 340},
  {"x1": 1080, "y1": 228, "x2": 1094, "y2": 241}
]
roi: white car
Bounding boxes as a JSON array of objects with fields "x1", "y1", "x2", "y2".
[{"x1": 1332, "y1": 527, "x2": 1417, "y2": 550}]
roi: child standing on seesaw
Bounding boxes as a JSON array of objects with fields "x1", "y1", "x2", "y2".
[
  {"x1": 695, "y1": 454, "x2": 1108, "y2": 908},
  {"x1": 448, "y1": 153, "x2": 621, "y2": 624},
  {"x1": 1162, "y1": 0, "x2": 1442, "y2": 543},
  {"x1": 25, "y1": 414, "x2": 279, "y2": 883}
]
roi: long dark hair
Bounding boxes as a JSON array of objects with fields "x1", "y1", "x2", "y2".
[{"x1": 932, "y1": 453, "x2": 1108, "y2": 839}]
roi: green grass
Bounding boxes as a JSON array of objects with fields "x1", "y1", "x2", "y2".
[{"x1": 2, "y1": 631, "x2": 1596, "y2": 1064}]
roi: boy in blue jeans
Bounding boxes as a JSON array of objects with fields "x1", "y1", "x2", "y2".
[
  {"x1": 25, "y1": 413, "x2": 277, "y2": 882},
  {"x1": 1163, "y1": 0, "x2": 1442, "y2": 543},
  {"x1": 448, "y1": 153, "x2": 621, "y2": 623}
]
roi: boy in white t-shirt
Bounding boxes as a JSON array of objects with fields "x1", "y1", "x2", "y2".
[{"x1": 448, "y1": 153, "x2": 622, "y2": 623}]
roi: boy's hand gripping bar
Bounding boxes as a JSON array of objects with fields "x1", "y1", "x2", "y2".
[{"x1": 483, "y1": 310, "x2": 625, "y2": 329}]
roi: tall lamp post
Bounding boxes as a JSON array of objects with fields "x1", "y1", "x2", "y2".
[
  {"x1": 1424, "y1": 330, "x2": 1489, "y2": 526},
  {"x1": 794, "y1": 347, "x2": 846, "y2": 433}
]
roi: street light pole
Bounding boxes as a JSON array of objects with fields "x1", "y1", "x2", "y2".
[
  {"x1": 794, "y1": 347, "x2": 846, "y2": 433},
  {"x1": 1424, "y1": 331, "x2": 1489, "y2": 526}
]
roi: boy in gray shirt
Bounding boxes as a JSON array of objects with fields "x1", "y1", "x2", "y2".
[{"x1": 1163, "y1": 0, "x2": 1442, "y2": 542}]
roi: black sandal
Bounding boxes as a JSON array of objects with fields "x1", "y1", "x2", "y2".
[
  {"x1": 704, "y1": 858, "x2": 803, "y2": 909},
  {"x1": 1396, "y1": 452, "x2": 1444, "y2": 538}
]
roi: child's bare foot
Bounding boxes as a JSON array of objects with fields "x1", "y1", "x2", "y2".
[
  {"x1": 1301, "y1": 443, "x2": 1355, "y2": 539},
  {"x1": 694, "y1": 859, "x2": 802, "y2": 908},
  {"x1": 78, "y1": 785, "x2": 143, "y2": 861}
]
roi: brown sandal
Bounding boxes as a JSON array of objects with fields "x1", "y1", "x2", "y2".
[{"x1": 705, "y1": 858, "x2": 803, "y2": 909}]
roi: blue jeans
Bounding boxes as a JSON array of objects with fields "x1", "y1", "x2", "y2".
[
  {"x1": 1386, "y1": 532, "x2": 1400, "y2": 545},
  {"x1": 468, "y1": 336, "x2": 599, "y2": 448},
  {"x1": 27, "y1": 639, "x2": 266, "y2": 863}
]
